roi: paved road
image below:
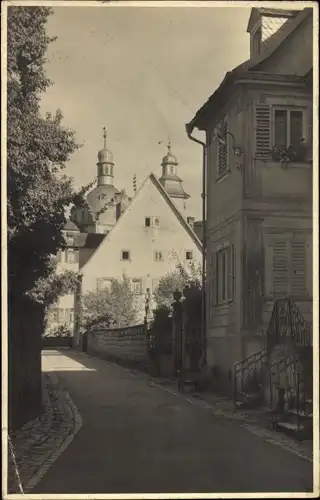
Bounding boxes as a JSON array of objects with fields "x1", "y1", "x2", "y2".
[{"x1": 35, "y1": 349, "x2": 313, "y2": 494}]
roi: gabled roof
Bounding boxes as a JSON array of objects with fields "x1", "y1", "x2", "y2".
[
  {"x1": 188, "y1": 7, "x2": 312, "y2": 131},
  {"x1": 80, "y1": 172, "x2": 202, "y2": 272},
  {"x1": 246, "y1": 8, "x2": 297, "y2": 34},
  {"x1": 74, "y1": 233, "x2": 106, "y2": 249}
]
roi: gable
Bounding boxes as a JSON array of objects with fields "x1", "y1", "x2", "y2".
[
  {"x1": 80, "y1": 174, "x2": 202, "y2": 290},
  {"x1": 253, "y1": 12, "x2": 313, "y2": 76}
]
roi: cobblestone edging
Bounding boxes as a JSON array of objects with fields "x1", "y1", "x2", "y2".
[{"x1": 7, "y1": 371, "x2": 82, "y2": 494}]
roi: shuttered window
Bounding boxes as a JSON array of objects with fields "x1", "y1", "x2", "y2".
[
  {"x1": 291, "y1": 241, "x2": 306, "y2": 295},
  {"x1": 255, "y1": 104, "x2": 271, "y2": 158},
  {"x1": 217, "y1": 121, "x2": 229, "y2": 178},
  {"x1": 272, "y1": 241, "x2": 289, "y2": 296},
  {"x1": 209, "y1": 251, "x2": 217, "y2": 319},
  {"x1": 271, "y1": 240, "x2": 306, "y2": 297},
  {"x1": 215, "y1": 245, "x2": 234, "y2": 304}
]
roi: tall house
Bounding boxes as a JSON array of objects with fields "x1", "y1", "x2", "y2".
[{"x1": 186, "y1": 7, "x2": 313, "y2": 390}]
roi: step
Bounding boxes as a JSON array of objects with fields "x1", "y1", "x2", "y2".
[
  {"x1": 286, "y1": 408, "x2": 313, "y2": 418},
  {"x1": 276, "y1": 421, "x2": 305, "y2": 432}
]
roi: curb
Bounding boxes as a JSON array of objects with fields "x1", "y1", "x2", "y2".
[
  {"x1": 7, "y1": 370, "x2": 83, "y2": 494},
  {"x1": 23, "y1": 371, "x2": 83, "y2": 493}
]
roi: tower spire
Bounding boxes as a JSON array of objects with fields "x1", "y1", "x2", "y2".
[
  {"x1": 103, "y1": 126, "x2": 107, "y2": 149},
  {"x1": 167, "y1": 136, "x2": 171, "y2": 154}
]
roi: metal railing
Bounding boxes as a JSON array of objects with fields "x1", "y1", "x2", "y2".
[
  {"x1": 269, "y1": 353, "x2": 312, "y2": 434},
  {"x1": 233, "y1": 349, "x2": 268, "y2": 406},
  {"x1": 266, "y1": 297, "x2": 312, "y2": 350}
]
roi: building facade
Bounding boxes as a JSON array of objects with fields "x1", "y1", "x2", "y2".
[
  {"x1": 186, "y1": 7, "x2": 313, "y2": 388},
  {"x1": 46, "y1": 131, "x2": 202, "y2": 337},
  {"x1": 73, "y1": 172, "x2": 202, "y2": 347}
]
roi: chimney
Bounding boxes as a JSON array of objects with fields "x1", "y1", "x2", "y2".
[
  {"x1": 247, "y1": 8, "x2": 298, "y2": 59},
  {"x1": 187, "y1": 216, "x2": 195, "y2": 229}
]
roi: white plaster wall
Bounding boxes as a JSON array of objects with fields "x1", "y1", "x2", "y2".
[{"x1": 80, "y1": 178, "x2": 202, "y2": 300}]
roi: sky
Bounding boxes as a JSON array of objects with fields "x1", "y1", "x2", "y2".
[{"x1": 40, "y1": 4, "x2": 251, "y2": 219}]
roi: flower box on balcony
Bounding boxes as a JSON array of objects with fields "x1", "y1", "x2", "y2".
[{"x1": 271, "y1": 141, "x2": 310, "y2": 164}]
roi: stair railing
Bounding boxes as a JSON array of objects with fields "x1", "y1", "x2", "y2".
[
  {"x1": 266, "y1": 297, "x2": 312, "y2": 350},
  {"x1": 233, "y1": 350, "x2": 268, "y2": 407}
]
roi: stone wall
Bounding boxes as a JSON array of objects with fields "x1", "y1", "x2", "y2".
[
  {"x1": 42, "y1": 336, "x2": 73, "y2": 349},
  {"x1": 86, "y1": 323, "x2": 148, "y2": 370}
]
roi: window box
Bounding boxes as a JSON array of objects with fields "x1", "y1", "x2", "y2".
[{"x1": 271, "y1": 141, "x2": 309, "y2": 164}]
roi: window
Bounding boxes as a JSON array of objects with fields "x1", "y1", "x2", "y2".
[
  {"x1": 56, "y1": 250, "x2": 63, "y2": 263},
  {"x1": 58, "y1": 308, "x2": 65, "y2": 324},
  {"x1": 274, "y1": 109, "x2": 303, "y2": 149},
  {"x1": 97, "y1": 278, "x2": 112, "y2": 291},
  {"x1": 152, "y1": 278, "x2": 160, "y2": 292},
  {"x1": 66, "y1": 235, "x2": 74, "y2": 246},
  {"x1": 67, "y1": 249, "x2": 75, "y2": 263},
  {"x1": 131, "y1": 278, "x2": 142, "y2": 295},
  {"x1": 217, "y1": 121, "x2": 229, "y2": 178},
  {"x1": 66, "y1": 249, "x2": 79, "y2": 263},
  {"x1": 185, "y1": 251, "x2": 193, "y2": 260},
  {"x1": 154, "y1": 251, "x2": 163, "y2": 261},
  {"x1": 211, "y1": 246, "x2": 234, "y2": 305},
  {"x1": 64, "y1": 308, "x2": 75, "y2": 324},
  {"x1": 270, "y1": 239, "x2": 307, "y2": 297},
  {"x1": 145, "y1": 217, "x2": 160, "y2": 228},
  {"x1": 121, "y1": 250, "x2": 130, "y2": 260},
  {"x1": 255, "y1": 104, "x2": 307, "y2": 158},
  {"x1": 51, "y1": 308, "x2": 59, "y2": 323},
  {"x1": 69, "y1": 309, "x2": 74, "y2": 324}
]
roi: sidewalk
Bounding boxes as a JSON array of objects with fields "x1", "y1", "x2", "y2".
[{"x1": 7, "y1": 368, "x2": 82, "y2": 494}]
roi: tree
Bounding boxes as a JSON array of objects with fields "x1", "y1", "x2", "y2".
[
  {"x1": 7, "y1": 6, "x2": 83, "y2": 430},
  {"x1": 82, "y1": 276, "x2": 139, "y2": 329},
  {"x1": 153, "y1": 261, "x2": 202, "y2": 309}
]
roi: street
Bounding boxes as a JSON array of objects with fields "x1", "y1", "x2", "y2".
[{"x1": 35, "y1": 349, "x2": 313, "y2": 494}]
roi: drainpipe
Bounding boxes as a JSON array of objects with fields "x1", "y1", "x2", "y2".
[{"x1": 185, "y1": 123, "x2": 207, "y2": 364}]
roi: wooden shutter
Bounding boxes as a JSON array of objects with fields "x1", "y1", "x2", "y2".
[
  {"x1": 290, "y1": 240, "x2": 306, "y2": 296},
  {"x1": 227, "y1": 245, "x2": 234, "y2": 301},
  {"x1": 272, "y1": 241, "x2": 289, "y2": 296},
  {"x1": 255, "y1": 104, "x2": 271, "y2": 158},
  {"x1": 210, "y1": 251, "x2": 218, "y2": 307},
  {"x1": 217, "y1": 121, "x2": 228, "y2": 177}
]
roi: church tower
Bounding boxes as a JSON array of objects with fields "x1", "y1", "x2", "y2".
[
  {"x1": 158, "y1": 141, "x2": 190, "y2": 214},
  {"x1": 97, "y1": 127, "x2": 114, "y2": 186}
]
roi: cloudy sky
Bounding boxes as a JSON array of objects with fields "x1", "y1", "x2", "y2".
[{"x1": 41, "y1": 4, "x2": 252, "y2": 219}]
